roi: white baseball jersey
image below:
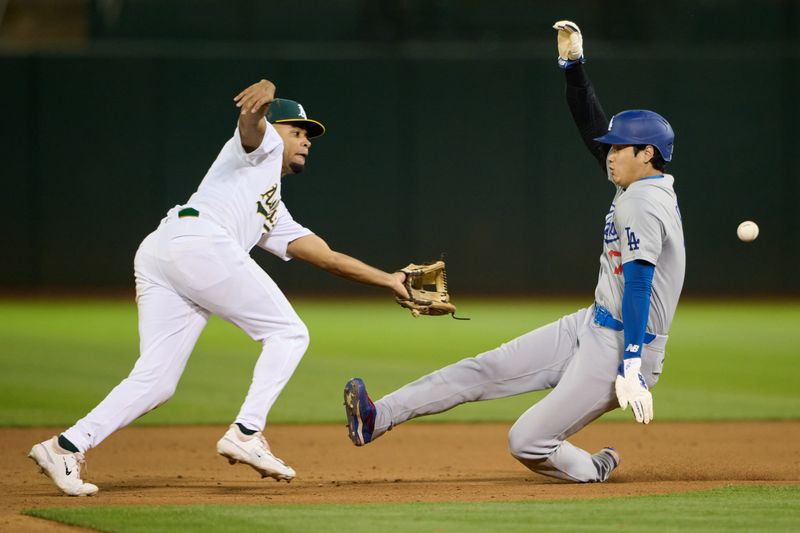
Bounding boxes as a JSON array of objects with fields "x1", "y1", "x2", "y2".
[
  {"x1": 167, "y1": 122, "x2": 312, "y2": 260},
  {"x1": 595, "y1": 174, "x2": 685, "y2": 334}
]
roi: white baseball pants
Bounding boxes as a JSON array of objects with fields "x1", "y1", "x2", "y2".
[
  {"x1": 373, "y1": 306, "x2": 666, "y2": 482},
  {"x1": 63, "y1": 217, "x2": 308, "y2": 453}
]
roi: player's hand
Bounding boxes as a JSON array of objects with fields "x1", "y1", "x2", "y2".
[
  {"x1": 614, "y1": 357, "x2": 653, "y2": 424},
  {"x1": 552, "y1": 20, "x2": 584, "y2": 69},
  {"x1": 390, "y1": 271, "x2": 410, "y2": 300},
  {"x1": 234, "y1": 79, "x2": 276, "y2": 116}
]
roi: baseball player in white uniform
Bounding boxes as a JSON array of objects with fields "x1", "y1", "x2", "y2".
[
  {"x1": 343, "y1": 21, "x2": 685, "y2": 483},
  {"x1": 29, "y1": 79, "x2": 409, "y2": 496}
]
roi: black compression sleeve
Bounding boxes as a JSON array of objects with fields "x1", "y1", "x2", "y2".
[{"x1": 565, "y1": 64, "x2": 611, "y2": 173}]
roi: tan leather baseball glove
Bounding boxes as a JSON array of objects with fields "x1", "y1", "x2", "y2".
[{"x1": 396, "y1": 260, "x2": 464, "y2": 318}]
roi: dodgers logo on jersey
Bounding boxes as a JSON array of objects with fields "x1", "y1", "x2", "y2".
[
  {"x1": 257, "y1": 183, "x2": 279, "y2": 233},
  {"x1": 625, "y1": 227, "x2": 641, "y2": 251},
  {"x1": 604, "y1": 203, "x2": 619, "y2": 244}
]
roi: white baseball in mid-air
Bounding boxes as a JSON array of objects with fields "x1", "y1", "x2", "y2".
[{"x1": 737, "y1": 220, "x2": 759, "y2": 242}]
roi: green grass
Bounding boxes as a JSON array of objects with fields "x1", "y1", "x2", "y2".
[
  {"x1": 1, "y1": 298, "x2": 798, "y2": 426},
  {"x1": 23, "y1": 485, "x2": 800, "y2": 532}
]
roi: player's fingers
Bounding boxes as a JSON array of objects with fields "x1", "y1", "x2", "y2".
[
  {"x1": 553, "y1": 20, "x2": 579, "y2": 33},
  {"x1": 632, "y1": 400, "x2": 644, "y2": 423},
  {"x1": 615, "y1": 378, "x2": 628, "y2": 409},
  {"x1": 251, "y1": 95, "x2": 274, "y2": 113},
  {"x1": 239, "y1": 94, "x2": 259, "y2": 114},
  {"x1": 618, "y1": 395, "x2": 628, "y2": 410},
  {"x1": 234, "y1": 85, "x2": 256, "y2": 104},
  {"x1": 236, "y1": 91, "x2": 255, "y2": 110}
]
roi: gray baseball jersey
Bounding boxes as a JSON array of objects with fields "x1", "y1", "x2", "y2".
[{"x1": 596, "y1": 174, "x2": 685, "y2": 334}]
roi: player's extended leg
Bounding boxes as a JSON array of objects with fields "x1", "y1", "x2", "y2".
[
  {"x1": 171, "y1": 245, "x2": 309, "y2": 432},
  {"x1": 61, "y1": 270, "x2": 210, "y2": 454},
  {"x1": 506, "y1": 312, "x2": 664, "y2": 482},
  {"x1": 346, "y1": 308, "x2": 587, "y2": 445},
  {"x1": 30, "y1": 240, "x2": 210, "y2": 496},
  {"x1": 162, "y1": 225, "x2": 309, "y2": 481},
  {"x1": 214, "y1": 259, "x2": 309, "y2": 433}
]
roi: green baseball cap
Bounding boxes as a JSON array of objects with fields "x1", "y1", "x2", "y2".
[{"x1": 266, "y1": 98, "x2": 326, "y2": 138}]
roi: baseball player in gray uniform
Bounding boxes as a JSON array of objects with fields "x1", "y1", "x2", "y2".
[
  {"x1": 343, "y1": 21, "x2": 685, "y2": 483},
  {"x1": 29, "y1": 79, "x2": 409, "y2": 496}
]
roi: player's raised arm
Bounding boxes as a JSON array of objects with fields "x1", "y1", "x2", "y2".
[
  {"x1": 553, "y1": 21, "x2": 610, "y2": 173},
  {"x1": 234, "y1": 79, "x2": 275, "y2": 152}
]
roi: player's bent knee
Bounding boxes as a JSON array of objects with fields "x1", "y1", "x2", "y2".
[
  {"x1": 149, "y1": 378, "x2": 181, "y2": 406},
  {"x1": 286, "y1": 320, "x2": 309, "y2": 343},
  {"x1": 507, "y1": 427, "x2": 554, "y2": 463},
  {"x1": 291, "y1": 323, "x2": 310, "y2": 352},
  {"x1": 261, "y1": 321, "x2": 310, "y2": 354}
]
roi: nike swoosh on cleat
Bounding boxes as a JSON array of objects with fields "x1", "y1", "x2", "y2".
[{"x1": 64, "y1": 459, "x2": 73, "y2": 476}]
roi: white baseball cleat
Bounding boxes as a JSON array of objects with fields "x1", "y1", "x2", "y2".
[
  {"x1": 29, "y1": 437, "x2": 99, "y2": 496},
  {"x1": 216, "y1": 424, "x2": 295, "y2": 482}
]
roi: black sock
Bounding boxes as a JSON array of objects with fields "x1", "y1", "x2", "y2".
[
  {"x1": 236, "y1": 423, "x2": 257, "y2": 436},
  {"x1": 58, "y1": 434, "x2": 79, "y2": 453}
]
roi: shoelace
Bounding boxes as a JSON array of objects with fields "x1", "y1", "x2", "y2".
[
  {"x1": 253, "y1": 433, "x2": 287, "y2": 467},
  {"x1": 74, "y1": 452, "x2": 88, "y2": 475}
]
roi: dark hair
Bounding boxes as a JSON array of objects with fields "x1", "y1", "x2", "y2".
[{"x1": 633, "y1": 145, "x2": 667, "y2": 172}]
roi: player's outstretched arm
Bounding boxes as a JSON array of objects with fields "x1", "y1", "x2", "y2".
[
  {"x1": 553, "y1": 21, "x2": 610, "y2": 174},
  {"x1": 287, "y1": 234, "x2": 409, "y2": 299},
  {"x1": 235, "y1": 79, "x2": 275, "y2": 152}
]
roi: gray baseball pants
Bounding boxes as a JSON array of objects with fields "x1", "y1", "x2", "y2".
[{"x1": 373, "y1": 306, "x2": 666, "y2": 482}]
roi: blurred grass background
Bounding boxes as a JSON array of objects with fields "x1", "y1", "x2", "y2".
[{"x1": 2, "y1": 298, "x2": 798, "y2": 427}]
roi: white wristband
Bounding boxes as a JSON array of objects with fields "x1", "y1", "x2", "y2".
[{"x1": 622, "y1": 357, "x2": 642, "y2": 376}]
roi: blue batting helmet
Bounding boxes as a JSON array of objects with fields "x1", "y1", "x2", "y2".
[{"x1": 594, "y1": 109, "x2": 674, "y2": 162}]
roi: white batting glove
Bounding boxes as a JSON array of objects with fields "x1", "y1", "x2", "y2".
[
  {"x1": 552, "y1": 20, "x2": 585, "y2": 69},
  {"x1": 615, "y1": 358, "x2": 654, "y2": 424}
]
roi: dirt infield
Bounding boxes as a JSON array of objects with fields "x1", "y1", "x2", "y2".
[{"x1": 5, "y1": 421, "x2": 800, "y2": 531}]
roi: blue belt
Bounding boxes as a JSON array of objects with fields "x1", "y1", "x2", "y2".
[{"x1": 593, "y1": 304, "x2": 656, "y2": 344}]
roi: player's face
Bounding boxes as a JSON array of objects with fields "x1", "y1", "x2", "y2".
[
  {"x1": 606, "y1": 144, "x2": 654, "y2": 188},
  {"x1": 274, "y1": 123, "x2": 311, "y2": 176}
]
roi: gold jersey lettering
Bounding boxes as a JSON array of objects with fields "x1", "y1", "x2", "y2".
[{"x1": 257, "y1": 184, "x2": 280, "y2": 233}]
